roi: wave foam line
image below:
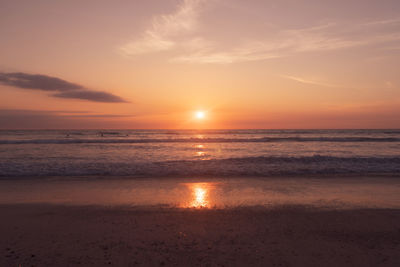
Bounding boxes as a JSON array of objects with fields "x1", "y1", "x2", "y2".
[{"x1": 1, "y1": 137, "x2": 400, "y2": 144}]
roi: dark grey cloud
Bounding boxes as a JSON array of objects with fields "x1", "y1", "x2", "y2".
[
  {"x1": 53, "y1": 90, "x2": 127, "y2": 103},
  {"x1": 0, "y1": 72, "x2": 128, "y2": 103},
  {"x1": 64, "y1": 114, "x2": 134, "y2": 118},
  {"x1": 0, "y1": 72, "x2": 83, "y2": 91}
]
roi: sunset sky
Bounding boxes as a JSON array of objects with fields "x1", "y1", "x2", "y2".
[{"x1": 1, "y1": 0, "x2": 400, "y2": 129}]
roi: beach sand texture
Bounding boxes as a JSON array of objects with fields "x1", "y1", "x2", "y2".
[
  {"x1": 1, "y1": 204, "x2": 400, "y2": 266},
  {"x1": 1, "y1": 176, "x2": 400, "y2": 267}
]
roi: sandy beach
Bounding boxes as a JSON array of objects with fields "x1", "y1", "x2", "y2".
[
  {"x1": 1, "y1": 204, "x2": 400, "y2": 266},
  {"x1": 1, "y1": 176, "x2": 400, "y2": 267}
]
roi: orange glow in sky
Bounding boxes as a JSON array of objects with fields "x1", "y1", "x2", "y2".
[
  {"x1": 195, "y1": 111, "x2": 205, "y2": 120},
  {"x1": 0, "y1": 0, "x2": 399, "y2": 129}
]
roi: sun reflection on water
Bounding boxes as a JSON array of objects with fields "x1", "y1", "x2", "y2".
[
  {"x1": 194, "y1": 144, "x2": 207, "y2": 158},
  {"x1": 196, "y1": 151, "x2": 205, "y2": 157}
]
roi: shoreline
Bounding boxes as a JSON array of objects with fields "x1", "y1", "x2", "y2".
[
  {"x1": 0, "y1": 175, "x2": 399, "y2": 209},
  {"x1": 1, "y1": 171, "x2": 400, "y2": 181},
  {"x1": 1, "y1": 172, "x2": 400, "y2": 180}
]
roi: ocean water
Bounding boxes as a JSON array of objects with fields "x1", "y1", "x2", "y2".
[{"x1": 0, "y1": 129, "x2": 400, "y2": 178}]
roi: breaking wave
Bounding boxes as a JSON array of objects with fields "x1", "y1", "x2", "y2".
[
  {"x1": 1, "y1": 155, "x2": 399, "y2": 178},
  {"x1": 1, "y1": 137, "x2": 400, "y2": 144}
]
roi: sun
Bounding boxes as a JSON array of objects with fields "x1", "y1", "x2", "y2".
[{"x1": 195, "y1": 111, "x2": 205, "y2": 119}]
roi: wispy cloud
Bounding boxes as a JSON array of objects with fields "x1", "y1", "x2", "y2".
[
  {"x1": 0, "y1": 72, "x2": 128, "y2": 103},
  {"x1": 383, "y1": 45, "x2": 400, "y2": 50},
  {"x1": 280, "y1": 74, "x2": 396, "y2": 91},
  {"x1": 173, "y1": 41, "x2": 283, "y2": 63},
  {"x1": 361, "y1": 18, "x2": 400, "y2": 26},
  {"x1": 119, "y1": 0, "x2": 400, "y2": 64},
  {"x1": 280, "y1": 75, "x2": 343, "y2": 88},
  {"x1": 176, "y1": 22, "x2": 400, "y2": 64},
  {"x1": 120, "y1": 0, "x2": 204, "y2": 56}
]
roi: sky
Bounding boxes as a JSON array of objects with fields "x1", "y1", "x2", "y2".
[{"x1": 1, "y1": 0, "x2": 400, "y2": 129}]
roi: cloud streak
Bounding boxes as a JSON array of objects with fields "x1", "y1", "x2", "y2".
[
  {"x1": 0, "y1": 109, "x2": 135, "y2": 129},
  {"x1": 280, "y1": 75, "x2": 342, "y2": 88},
  {"x1": 0, "y1": 72, "x2": 128, "y2": 103},
  {"x1": 119, "y1": 0, "x2": 400, "y2": 64},
  {"x1": 120, "y1": 0, "x2": 204, "y2": 56},
  {"x1": 53, "y1": 91, "x2": 128, "y2": 103},
  {"x1": 175, "y1": 22, "x2": 400, "y2": 64}
]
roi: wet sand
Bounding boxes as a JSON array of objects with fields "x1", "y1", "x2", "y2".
[
  {"x1": 1, "y1": 176, "x2": 400, "y2": 208},
  {"x1": 1, "y1": 204, "x2": 400, "y2": 266}
]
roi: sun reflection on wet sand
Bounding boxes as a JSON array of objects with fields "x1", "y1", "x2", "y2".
[
  {"x1": 193, "y1": 186, "x2": 207, "y2": 207},
  {"x1": 1, "y1": 178, "x2": 399, "y2": 209},
  {"x1": 184, "y1": 183, "x2": 214, "y2": 208}
]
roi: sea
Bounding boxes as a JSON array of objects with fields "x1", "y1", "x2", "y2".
[{"x1": 0, "y1": 129, "x2": 400, "y2": 178}]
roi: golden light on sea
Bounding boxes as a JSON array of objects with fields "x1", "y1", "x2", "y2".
[{"x1": 196, "y1": 151, "x2": 205, "y2": 157}]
